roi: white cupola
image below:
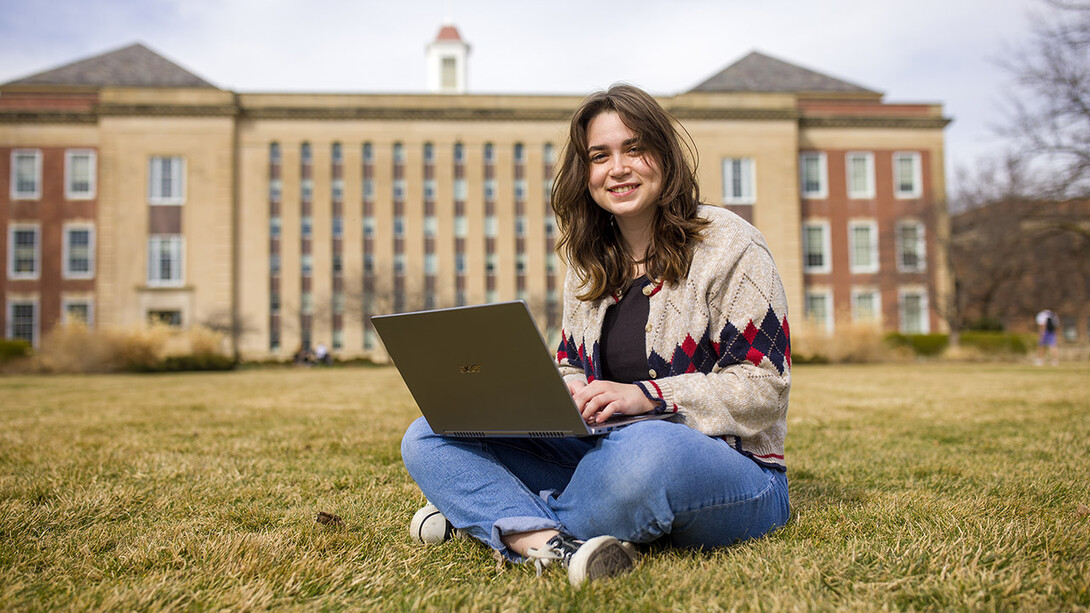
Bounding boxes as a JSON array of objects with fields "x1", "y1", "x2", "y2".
[{"x1": 426, "y1": 24, "x2": 470, "y2": 94}]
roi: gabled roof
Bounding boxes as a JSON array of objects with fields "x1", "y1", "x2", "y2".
[
  {"x1": 2, "y1": 43, "x2": 216, "y2": 89},
  {"x1": 691, "y1": 51, "x2": 879, "y2": 95}
]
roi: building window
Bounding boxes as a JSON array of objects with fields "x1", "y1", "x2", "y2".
[
  {"x1": 424, "y1": 216, "x2": 438, "y2": 238},
  {"x1": 362, "y1": 179, "x2": 374, "y2": 202},
  {"x1": 846, "y1": 152, "x2": 875, "y2": 199},
  {"x1": 805, "y1": 289, "x2": 834, "y2": 334},
  {"x1": 899, "y1": 288, "x2": 930, "y2": 334},
  {"x1": 149, "y1": 310, "x2": 182, "y2": 327},
  {"x1": 514, "y1": 179, "x2": 527, "y2": 202},
  {"x1": 424, "y1": 253, "x2": 438, "y2": 275},
  {"x1": 7, "y1": 299, "x2": 38, "y2": 345},
  {"x1": 393, "y1": 142, "x2": 405, "y2": 164},
  {"x1": 454, "y1": 215, "x2": 467, "y2": 238},
  {"x1": 301, "y1": 254, "x2": 313, "y2": 277},
  {"x1": 454, "y1": 142, "x2": 465, "y2": 163},
  {"x1": 147, "y1": 235, "x2": 184, "y2": 286},
  {"x1": 62, "y1": 298, "x2": 94, "y2": 325},
  {"x1": 453, "y1": 178, "x2": 468, "y2": 202},
  {"x1": 484, "y1": 215, "x2": 498, "y2": 238},
  {"x1": 270, "y1": 291, "x2": 280, "y2": 313},
  {"x1": 63, "y1": 224, "x2": 95, "y2": 279},
  {"x1": 515, "y1": 215, "x2": 527, "y2": 237},
  {"x1": 455, "y1": 253, "x2": 467, "y2": 274},
  {"x1": 394, "y1": 254, "x2": 406, "y2": 276},
  {"x1": 10, "y1": 150, "x2": 42, "y2": 200},
  {"x1": 486, "y1": 253, "x2": 497, "y2": 274},
  {"x1": 394, "y1": 216, "x2": 405, "y2": 237},
  {"x1": 301, "y1": 179, "x2": 314, "y2": 201},
  {"x1": 802, "y1": 221, "x2": 831, "y2": 274},
  {"x1": 424, "y1": 142, "x2": 435, "y2": 163},
  {"x1": 301, "y1": 216, "x2": 313, "y2": 238},
  {"x1": 514, "y1": 143, "x2": 525, "y2": 164},
  {"x1": 424, "y1": 178, "x2": 437, "y2": 202},
  {"x1": 65, "y1": 150, "x2": 96, "y2": 199},
  {"x1": 332, "y1": 216, "x2": 344, "y2": 238},
  {"x1": 363, "y1": 216, "x2": 375, "y2": 237},
  {"x1": 893, "y1": 152, "x2": 923, "y2": 199},
  {"x1": 722, "y1": 157, "x2": 756, "y2": 204},
  {"x1": 545, "y1": 215, "x2": 557, "y2": 238},
  {"x1": 270, "y1": 142, "x2": 281, "y2": 164},
  {"x1": 270, "y1": 216, "x2": 282, "y2": 238},
  {"x1": 332, "y1": 179, "x2": 344, "y2": 202},
  {"x1": 484, "y1": 143, "x2": 495, "y2": 164},
  {"x1": 394, "y1": 179, "x2": 406, "y2": 202},
  {"x1": 270, "y1": 253, "x2": 281, "y2": 275},
  {"x1": 270, "y1": 180, "x2": 282, "y2": 203},
  {"x1": 333, "y1": 253, "x2": 343, "y2": 274},
  {"x1": 332, "y1": 142, "x2": 343, "y2": 164},
  {"x1": 851, "y1": 288, "x2": 881, "y2": 324},
  {"x1": 546, "y1": 252, "x2": 558, "y2": 274},
  {"x1": 484, "y1": 179, "x2": 497, "y2": 202},
  {"x1": 896, "y1": 220, "x2": 927, "y2": 272},
  {"x1": 363, "y1": 142, "x2": 373, "y2": 163},
  {"x1": 848, "y1": 220, "x2": 879, "y2": 274},
  {"x1": 8, "y1": 225, "x2": 40, "y2": 280},
  {"x1": 148, "y1": 156, "x2": 185, "y2": 204},
  {"x1": 301, "y1": 292, "x2": 314, "y2": 315},
  {"x1": 799, "y1": 152, "x2": 827, "y2": 199}
]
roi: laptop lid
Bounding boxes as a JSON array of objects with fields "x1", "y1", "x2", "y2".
[{"x1": 371, "y1": 301, "x2": 671, "y2": 437}]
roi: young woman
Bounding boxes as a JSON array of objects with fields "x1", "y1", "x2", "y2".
[{"x1": 401, "y1": 84, "x2": 791, "y2": 588}]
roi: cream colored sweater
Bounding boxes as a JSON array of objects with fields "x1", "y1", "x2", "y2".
[{"x1": 556, "y1": 205, "x2": 791, "y2": 469}]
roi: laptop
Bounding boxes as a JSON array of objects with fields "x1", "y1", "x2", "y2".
[{"x1": 371, "y1": 301, "x2": 674, "y2": 437}]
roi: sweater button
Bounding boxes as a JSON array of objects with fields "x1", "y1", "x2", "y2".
[
  {"x1": 645, "y1": 323, "x2": 652, "y2": 333},
  {"x1": 642, "y1": 285, "x2": 653, "y2": 296},
  {"x1": 648, "y1": 369, "x2": 657, "y2": 378}
]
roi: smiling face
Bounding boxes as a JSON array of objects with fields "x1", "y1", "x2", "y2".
[{"x1": 585, "y1": 111, "x2": 663, "y2": 231}]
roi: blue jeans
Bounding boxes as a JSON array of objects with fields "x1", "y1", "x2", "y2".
[{"x1": 401, "y1": 416, "x2": 790, "y2": 561}]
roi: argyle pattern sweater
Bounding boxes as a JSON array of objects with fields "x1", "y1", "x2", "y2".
[{"x1": 556, "y1": 205, "x2": 790, "y2": 470}]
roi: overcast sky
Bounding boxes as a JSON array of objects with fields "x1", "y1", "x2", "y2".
[{"x1": 1, "y1": 0, "x2": 1043, "y2": 193}]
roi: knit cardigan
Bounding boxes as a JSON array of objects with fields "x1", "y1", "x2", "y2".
[{"x1": 556, "y1": 205, "x2": 791, "y2": 470}]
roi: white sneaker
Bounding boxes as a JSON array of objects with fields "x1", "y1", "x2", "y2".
[
  {"x1": 408, "y1": 503, "x2": 455, "y2": 544},
  {"x1": 526, "y1": 533, "x2": 637, "y2": 588}
]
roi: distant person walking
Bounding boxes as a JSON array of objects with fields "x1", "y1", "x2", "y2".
[{"x1": 1035, "y1": 309, "x2": 1060, "y2": 366}]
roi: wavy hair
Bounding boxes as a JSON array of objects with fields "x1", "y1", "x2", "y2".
[{"x1": 551, "y1": 84, "x2": 709, "y2": 301}]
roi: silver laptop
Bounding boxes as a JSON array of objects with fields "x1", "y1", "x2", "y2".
[{"x1": 371, "y1": 301, "x2": 674, "y2": 437}]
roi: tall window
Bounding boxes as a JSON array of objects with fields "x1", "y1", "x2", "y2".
[
  {"x1": 805, "y1": 289, "x2": 834, "y2": 334},
  {"x1": 10, "y1": 150, "x2": 41, "y2": 199},
  {"x1": 846, "y1": 152, "x2": 875, "y2": 199},
  {"x1": 893, "y1": 152, "x2": 922, "y2": 199},
  {"x1": 899, "y1": 288, "x2": 930, "y2": 334},
  {"x1": 896, "y1": 220, "x2": 927, "y2": 272},
  {"x1": 148, "y1": 156, "x2": 185, "y2": 204},
  {"x1": 6, "y1": 300, "x2": 37, "y2": 345},
  {"x1": 147, "y1": 235, "x2": 184, "y2": 286},
  {"x1": 65, "y1": 150, "x2": 96, "y2": 199},
  {"x1": 851, "y1": 288, "x2": 881, "y2": 324},
  {"x1": 62, "y1": 298, "x2": 93, "y2": 325},
  {"x1": 722, "y1": 157, "x2": 756, "y2": 204},
  {"x1": 799, "y1": 152, "x2": 827, "y2": 199},
  {"x1": 848, "y1": 220, "x2": 879, "y2": 274},
  {"x1": 63, "y1": 224, "x2": 95, "y2": 279},
  {"x1": 802, "y1": 221, "x2": 831, "y2": 274},
  {"x1": 8, "y1": 225, "x2": 40, "y2": 280}
]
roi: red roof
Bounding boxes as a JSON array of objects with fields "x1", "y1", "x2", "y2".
[{"x1": 435, "y1": 25, "x2": 463, "y2": 42}]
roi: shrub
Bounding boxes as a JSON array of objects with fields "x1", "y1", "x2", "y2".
[
  {"x1": 960, "y1": 331, "x2": 1032, "y2": 355},
  {"x1": 791, "y1": 321, "x2": 913, "y2": 364},
  {"x1": 0, "y1": 339, "x2": 32, "y2": 366},
  {"x1": 885, "y1": 333, "x2": 948, "y2": 357},
  {"x1": 18, "y1": 321, "x2": 234, "y2": 374}
]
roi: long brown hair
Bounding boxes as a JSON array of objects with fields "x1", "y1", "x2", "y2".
[{"x1": 551, "y1": 84, "x2": 709, "y2": 301}]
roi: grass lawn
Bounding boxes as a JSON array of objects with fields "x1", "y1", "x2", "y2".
[{"x1": 2, "y1": 362, "x2": 1089, "y2": 611}]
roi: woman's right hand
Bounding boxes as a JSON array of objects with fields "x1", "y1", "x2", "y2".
[{"x1": 566, "y1": 379, "x2": 587, "y2": 397}]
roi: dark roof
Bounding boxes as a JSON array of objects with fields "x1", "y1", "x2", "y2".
[
  {"x1": 691, "y1": 51, "x2": 879, "y2": 95},
  {"x1": 2, "y1": 43, "x2": 216, "y2": 89}
]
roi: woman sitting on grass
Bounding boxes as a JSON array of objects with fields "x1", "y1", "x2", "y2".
[{"x1": 401, "y1": 83, "x2": 792, "y2": 587}]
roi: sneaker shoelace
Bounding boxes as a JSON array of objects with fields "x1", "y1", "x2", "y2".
[{"x1": 526, "y1": 533, "x2": 583, "y2": 576}]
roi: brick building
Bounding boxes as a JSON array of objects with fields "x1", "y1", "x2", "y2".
[{"x1": 1, "y1": 30, "x2": 951, "y2": 359}]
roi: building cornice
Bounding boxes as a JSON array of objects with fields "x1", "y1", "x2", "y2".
[
  {"x1": 238, "y1": 106, "x2": 573, "y2": 121},
  {"x1": 96, "y1": 104, "x2": 239, "y2": 117},
  {"x1": 0, "y1": 109, "x2": 98, "y2": 124},
  {"x1": 801, "y1": 115, "x2": 952, "y2": 129}
]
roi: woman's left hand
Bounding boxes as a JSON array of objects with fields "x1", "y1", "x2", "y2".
[{"x1": 572, "y1": 380, "x2": 656, "y2": 423}]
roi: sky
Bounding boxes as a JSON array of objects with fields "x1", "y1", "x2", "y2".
[{"x1": 0, "y1": 0, "x2": 1045, "y2": 194}]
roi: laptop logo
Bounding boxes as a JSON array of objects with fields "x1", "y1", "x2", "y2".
[{"x1": 459, "y1": 363, "x2": 482, "y2": 374}]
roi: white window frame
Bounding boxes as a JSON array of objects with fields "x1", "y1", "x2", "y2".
[
  {"x1": 898, "y1": 286, "x2": 931, "y2": 334},
  {"x1": 846, "y1": 151, "x2": 875, "y2": 199},
  {"x1": 6, "y1": 296, "x2": 39, "y2": 346},
  {"x1": 8, "y1": 223, "x2": 40, "y2": 280},
  {"x1": 148, "y1": 156, "x2": 186, "y2": 205},
  {"x1": 65, "y1": 149, "x2": 96, "y2": 200},
  {"x1": 896, "y1": 220, "x2": 927, "y2": 273},
  {"x1": 10, "y1": 149, "x2": 42, "y2": 200},
  {"x1": 802, "y1": 220, "x2": 832, "y2": 274},
  {"x1": 62, "y1": 296, "x2": 95, "y2": 326},
  {"x1": 850, "y1": 287, "x2": 882, "y2": 325},
  {"x1": 805, "y1": 288, "x2": 834, "y2": 334},
  {"x1": 147, "y1": 235, "x2": 185, "y2": 287},
  {"x1": 848, "y1": 219, "x2": 879, "y2": 274},
  {"x1": 62, "y1": 222, "x2": 96, "y2": 280},
  {"x1": 722, "y1": 157, "x2": 756, "y2": 204},
  {"x1": 893, "y1": 151, "x2": 923, "y2": 199},
  {"x1": 799, "y1": 152, "x2": 827, "y2": 199}
]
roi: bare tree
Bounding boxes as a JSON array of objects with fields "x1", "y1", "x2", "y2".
[{"x1": 1000, "y1": 0, "x2": 1090, "y2": 199}]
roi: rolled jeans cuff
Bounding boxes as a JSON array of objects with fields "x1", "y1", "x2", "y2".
[{"x1": 492, "y1": 516, "x2": 563, "y2": 562}]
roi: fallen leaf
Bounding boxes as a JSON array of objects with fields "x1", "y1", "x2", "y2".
[{"x1": 316, "y1": 511, "x2": 344, "y2": 526}]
